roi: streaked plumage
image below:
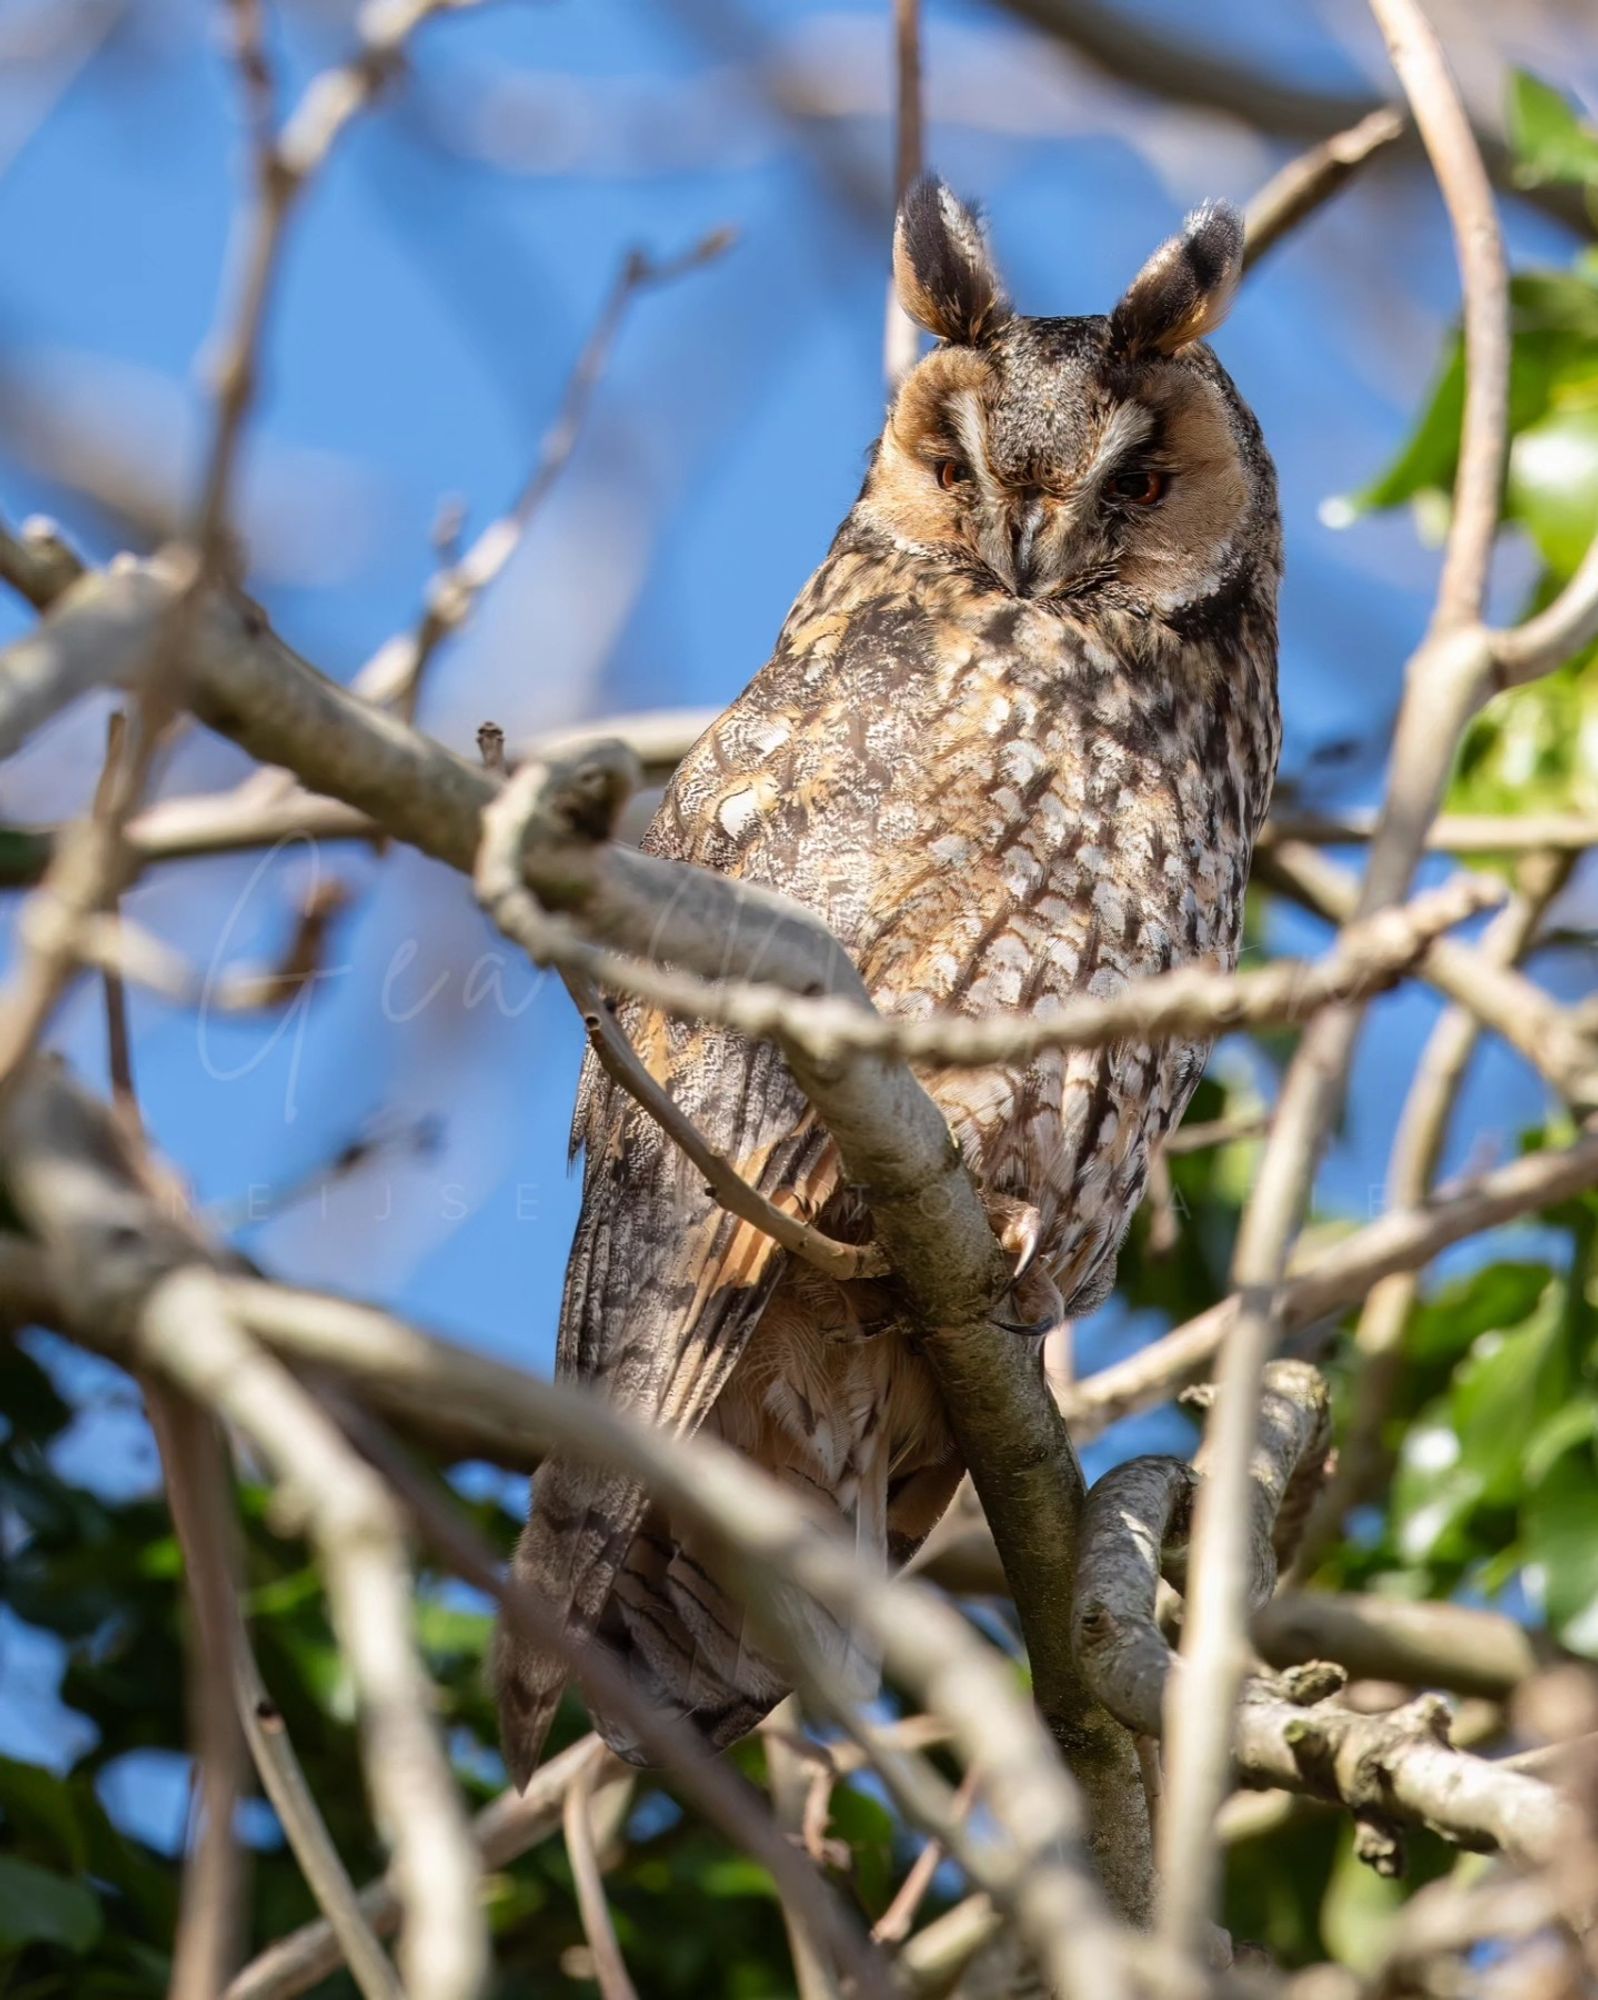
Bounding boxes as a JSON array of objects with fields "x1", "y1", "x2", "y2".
[{"x1": 496, "y1": 179, "x2": 1281, "y2": 1780}]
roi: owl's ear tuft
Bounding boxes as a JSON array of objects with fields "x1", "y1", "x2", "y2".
[
  {"x1": 1109, "y1": 201, "x2": 1244, "y2": 360},
  {"x1": 893, "y1": 175, "x2": 1011, "y2": 346}
]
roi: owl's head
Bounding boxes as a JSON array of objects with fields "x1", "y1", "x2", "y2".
[{"x1": 859, "y1": 177, "x2": 1278, "y2": 617}]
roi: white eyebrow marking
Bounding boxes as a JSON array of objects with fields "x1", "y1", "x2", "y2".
[
  {"x1": 1083, "y1": 401, "x2": 1156, "y2": 487},
  {"x1": 947, "y1": 387, "x2": 1003, "y2": 504}
]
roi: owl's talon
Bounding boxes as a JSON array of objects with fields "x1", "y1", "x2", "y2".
[
  {"x1": 988, "y1": 1196, "x2": 1044, "y2": 1281},
  {"x1": 996, "y1": 1258, "x2": 1063, "y2": 1341},
  {"x1": 996, "y1": 1308, "x2": 1056, "y2": 1338}
]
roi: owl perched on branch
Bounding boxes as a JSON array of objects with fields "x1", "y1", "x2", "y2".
[{"x1": 496, "y1": 179, "x2": 1281, "y2": 1780}]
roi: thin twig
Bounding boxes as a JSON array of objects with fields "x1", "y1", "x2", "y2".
[
  {"x1": 196, "y1": 0, "x2": 497, "y2": 569},
  {"x1": 226, "y1": 1736, "x2": 611, "y2": 2000},
  {"x1": 227, "y1": 1278, "x2": 1129, "y2": 2000},
  {"x1": 228, "y1": 1644, "x2": 405, "y2": 2000},
  {"x1": 1368, "y1": 0, "x2": 1508, "y2": 636},
  {"x1": 765, "y1": 1700, "x2": 846, "y2": 2000},
  {"x1": 1260, "y1": 808, "x2": 1598, "y2": 854},
  {"x1": 873, "y1": 1766, "x2": 980, "y2": 1946},
  {"x1": 334, "y1": 1411, "x2": 898, "y2": 2000},
  {"x1": 1242, "y1": 106, "x2": 1408, "y2": 271},
  {"x1": 137, "y1": 1271, "x2": 486, "y2": 2000},
  {"x1": 563, "y1": 967, "x2": 886, "y2": 1281},
  {"x1": 1492, "y1": 529, "x2": 1598, "y2": 686},
  {"x1": 357, "y1": 229, "x2": 735, "y2": 718},
  {"x1": 144, "y1": 1388, "x2": 247, "y2": 2000},
  {"x1": 1257, "y1": 840, "x2": 1597, "y2": 1107},
  {"x1": 1061, "y1": 1119, "x2": 1598, "y2": 1439},
  {"x1": 1293, "y1": 851, "x2": 1575, "y2": 1576},
  {"x1": 563, "y1": 1756, "x2": 640, "y2": 2000}
]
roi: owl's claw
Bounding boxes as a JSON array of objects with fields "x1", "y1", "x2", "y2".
[
  {"x1": 988, "y1": 1196, "x2": 1043, "y2": 1280},
  {"x1": 996, "y1": 1259, "x2": 1063, "y2": 1340},
  {"x1": 983, "y1": 1196, "x2": 1059, "y2": 1334}
]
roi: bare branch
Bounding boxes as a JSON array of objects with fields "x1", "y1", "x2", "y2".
[
  {"x1": 0, "y1": 511, "x2": 86, "y2": 611},
  {"x1": 563, "y1": 1756, "x2": 640, "y2": 2000},
  {"x1": 195, "y1": 0, "x2": 499, "y2": 566},
  {"x1": 1293, "y1": 851, "x2": 1577, "y2": 1574},
  {"x1": 1254, "y1": 1593, "x2": 1545, "y2": 1704},
  {"x1": 339, "y1": 1415, "x2": 897, "y2": 2000},
  {"x1": 1257, "y1": 840, "x2": 1597, "y2": 1109},
  {"x1": 765, "y1": 1702, "x2": 847, "y2": 2000},
  {"x1": 1368, "y1": 0, "x2": 1509, "y2": 636},
  {"x1": 1261, "y1": 809, "x2": 1598, "y2": 855},
  {"x1": 0, "y1": 1071, "x2": 485, "y2": 2000},
  {"x1": 1063, "y1": 1120, "x2": 1598, "y2": 1436},
  {"x1": 989, "y1": 0, "x2": 1593, "y2": 235},
  {"x1": 562, "y1": 967, "x2": 887, "y2": 1282},
  {"x1": 228, "y1": 1641, "x2": 406, "y2": 2000},
  {"x1": 883, "y1": 0, "x2": 923, "y2": 389},
  {"x1": 227, "y1": 1737, "x2": 612, "y2": 2000},
  {"x1": 357, "y1": 230, "x2": 735, "y2": 717},
  {"x1": 872, "y1": 1766, "x2": 980, "y2": 1946},
  {"x1": 0, "y1": 1059, "x2": 1129, "y2": 2000},
  {"x1": 1492, "y1": 529, "x2": 1598, "y2": 686},
  {"x1": 227, "y1": 1278, "x2": 1132, "y2": 1995},
  {"x1": 1155, "y1": 8, "x2": 1515, "y2": 1946},
  {"x1": 143, "y1": 1388, "x2": 247, "y2": 2000}
]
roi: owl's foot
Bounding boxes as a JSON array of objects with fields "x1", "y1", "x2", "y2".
[{"x1": 987, "y1": 1197, "x2": 1061, "y2": 1337}]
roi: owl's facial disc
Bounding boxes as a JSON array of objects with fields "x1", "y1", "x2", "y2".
[{"x1": 863, "y1": 341, "x2": 1254, "y2": 613}]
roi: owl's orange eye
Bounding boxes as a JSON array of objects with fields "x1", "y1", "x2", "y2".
[
  {"x1": 936, "y1": 458, "x2": 969, "y2": 491},
  {"x1": 1110, "y1": 467, "x2": 1168, "y2": 507}
]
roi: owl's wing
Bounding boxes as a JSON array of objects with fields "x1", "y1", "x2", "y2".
[{"x1": 495, "y1": 711, "x2": 847, "y2": 1784}]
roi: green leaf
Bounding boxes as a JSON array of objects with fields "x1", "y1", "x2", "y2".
[
  {"x1": 0, "y1": 1855, "x2": 103, "y2": 1953},
  {"x1": 1525, "y1": 1443, "x2": 1598, "y2": 1654},
  {"x1": 0, "y1": 1758, "x2": 90, "y2": 1873},
  {"x1": 1508, "y1": 72, "x2": 1598, "y2": 191},
  {"x1": 1338, "y1": 269, "x2": 1598, "y2": 522},
  {"x1": 1392, "y1": 1286, "x2": 1566, "y2": 1566},
  {"x1": 1405, "y1": 1263, "x2": 1551, "y2": 1366},
  {"x1": 826, "y1": 1782, "x2": 899, "y2": 1914},
  {"x1": 1507, "y1": 404, "x2": 1598, "y2": 575}
]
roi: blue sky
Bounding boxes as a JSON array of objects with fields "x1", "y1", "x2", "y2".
[{"x1": 0, "y1": 0, "x2": 1592, "y2": 1821}]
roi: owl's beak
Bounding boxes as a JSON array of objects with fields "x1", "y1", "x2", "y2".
[{"x1": 1012, "y1": 495, "x2": 1046, "y2": 597}]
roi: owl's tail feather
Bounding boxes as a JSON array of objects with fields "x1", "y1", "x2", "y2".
[
  {"x1": 589, "y1": 1448, "x2": 888, "y2": 1766},
  {"x1": 492, "y1": 1458, "x2": 650, "y2": 1790}
]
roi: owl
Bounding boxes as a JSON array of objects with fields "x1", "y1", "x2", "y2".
[{"x1": 495, "y1": 178, "x2": 1281, "y2": 1781}]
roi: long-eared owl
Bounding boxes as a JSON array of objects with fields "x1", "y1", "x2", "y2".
[{"x1": 496, "y1": 179, "x2": 1281, "y2": 1780}]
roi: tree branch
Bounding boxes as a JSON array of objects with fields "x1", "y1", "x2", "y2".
[
  {"x1": 1242, "y1": 106, "x2": 1408, "y2": 271},
  {"x1": 1062, "y1": 1119, "x2": 1598, "y2": 1437},
  {"x1": 0, "y1": 1068, "x2": 486, "y2": 2000},
  {"x1": 1155, "y1": 2, "x2": 1516, "y2": 1953},
  {"x1": 1073, "y1": 1371, "x2": 1575, "y2": 1866}
]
